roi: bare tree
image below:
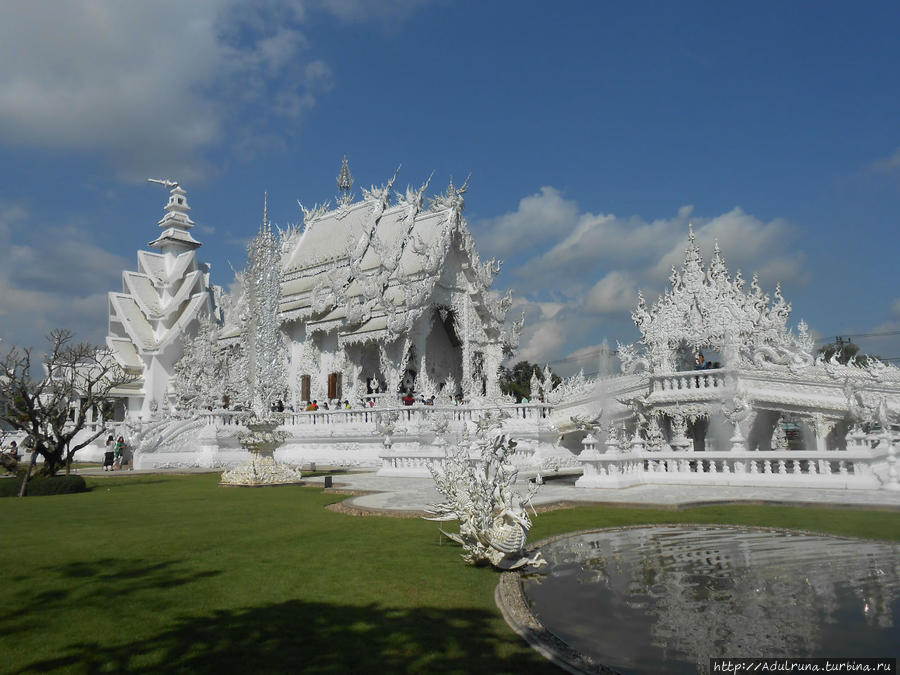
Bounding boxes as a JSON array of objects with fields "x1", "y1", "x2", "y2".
[{"x1": 0, "y1": 330, "x2": 137, "y2": 493}]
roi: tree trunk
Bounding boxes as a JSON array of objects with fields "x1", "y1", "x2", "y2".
[{"x1": 18, "y1": 447, "x2": 38, "y2": 497}]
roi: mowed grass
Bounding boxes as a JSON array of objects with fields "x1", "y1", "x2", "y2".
[{"x1": 1, "y1": 474, "x2": 898, "y2": 674}]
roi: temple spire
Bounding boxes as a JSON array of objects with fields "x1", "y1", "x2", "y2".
[
  {"x1": 263, "y1": 190, "x2": 269, "y2": 232},
  {"x1": 337, "y1": 156, "x2": 353, "y2": 206},
  {"x1": 146, "y1": 177, "x2": 201, "y2": 252}
]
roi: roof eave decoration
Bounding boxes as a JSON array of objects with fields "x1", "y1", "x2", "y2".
[
  {"x1": 279, "y1": 166, "x2": 509, "y2": 344},
  {"x1": 149, "y1": 228, "x2": 202, "y2": 250}
]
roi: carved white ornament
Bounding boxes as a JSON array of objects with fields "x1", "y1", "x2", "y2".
[{"x1": 427, "y1": 426, "x2": 545, "y2": 570}]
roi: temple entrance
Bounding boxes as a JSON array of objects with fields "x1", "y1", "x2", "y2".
[{"x1": 424, "y1": 307, "x2": 464, "y2": 396}]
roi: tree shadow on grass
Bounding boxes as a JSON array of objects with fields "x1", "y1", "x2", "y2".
[
  {"x1": 19, "y1": 599, "x2": 552, "y2": 674},
  {"x1": 2, "y1": 558, "x2": 221, "y2": 638}
]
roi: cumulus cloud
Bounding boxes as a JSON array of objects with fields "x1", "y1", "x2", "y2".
[
  {"x1": 0, "y1": 203, "x2": 129, "y2": 350},
  {"x1": 583, "y1": 271, "x2": 636, "y2": 315},
  {"x1": 892, "y1": 299, "x2": 900, "y2": 318},
  {"x1": 478, "y1": 188, "x2": 807, "y2": 366},
  {"x1": 516, "y1": 321, "x2": 566, "y2": 364},
  {"x1": 476, "y1": 186, "x2": 580, "y2": 258},
  {"x1": 0, "y1": 1, "x2": 428, "y2": 181}
]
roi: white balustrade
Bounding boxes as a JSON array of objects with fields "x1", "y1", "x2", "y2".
[
  {"x1": 199, "y1": 402, "x2": 554, "y2": 430},
  {"x1": 650, "y1": 368, "x2": 726, "y2": 395},
  {"x1": 576, "y1": 446, "x2": 887, "y2": 490}
]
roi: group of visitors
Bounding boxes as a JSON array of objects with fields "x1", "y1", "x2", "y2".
[
  {"x1": 298, "y1": 393, "x2": 461, "y2": 410},
  {"x1": 402, "y1": 393, "x2": 437, "y2": 406},
  {"x1": 304, "y1": 399, "x2": 356, "y2": 411},
  {"x1": 103, "y1": 435, "x2": 127, "y2": 471}
]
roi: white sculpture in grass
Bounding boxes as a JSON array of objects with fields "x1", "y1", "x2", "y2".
[{"x1": 426, "y1": 423, "x2": 545, "y2": 570}]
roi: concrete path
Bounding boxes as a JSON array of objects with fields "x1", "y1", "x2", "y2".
[
  {"x1": 73, "y1": 465, "x2": 900, "y2": 513},
  {"x1": 304, "y1": 470, "x2": 900, "y2": 513}
]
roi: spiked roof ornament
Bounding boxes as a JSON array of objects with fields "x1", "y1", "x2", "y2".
[{"x1": 337, "y1": 156, "x2": 353, "y2": 206}]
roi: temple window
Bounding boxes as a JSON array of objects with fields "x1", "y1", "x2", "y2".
[
  {"x1": 327, "y1": 372, "x2": 342, "y2": 400},
  {"x1": 300, "y1": 375, "x2": 311, "y2": 402}
]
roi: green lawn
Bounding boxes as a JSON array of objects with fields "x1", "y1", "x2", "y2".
[{"x1": 1, "y1": 474, "x2": 898, "y2": 674}]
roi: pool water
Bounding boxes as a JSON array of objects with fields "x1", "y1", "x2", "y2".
[{"x1": 522, "y1": 526, "x2": 899, "y2": 674}]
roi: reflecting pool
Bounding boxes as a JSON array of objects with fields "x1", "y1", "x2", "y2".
[{"x1": 522, "y1": 526, "x2": 899, "y2": 674}]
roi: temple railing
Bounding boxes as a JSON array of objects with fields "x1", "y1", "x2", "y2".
[
  {"x1": 198, "y1": 402, "x2": 554, "y2": 429},
  {"x1": 576, "y1": 441, "x2": 895, "y2": 490},
  {"x1": 649, "y1": 368, "x2": 727, "y2": 394}
]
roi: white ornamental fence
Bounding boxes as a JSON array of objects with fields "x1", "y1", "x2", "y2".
[
  {"x1": 576, "y1": 431, "x2": 899, "y2": 491},
  {"x1": 198, "y1": 402, "x2": 553, "y2": 429}
]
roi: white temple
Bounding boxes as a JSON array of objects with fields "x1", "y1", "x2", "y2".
[
  {"x1": 220, "y1": 160, "x2": 521, "y2": 407},
  {"x1": 566, "y1": 228, "x2": 900, "y2": 490},
  {"x1": 104, "y1": 181, "x2": 219, "y2": 419},
  {"x1": 82, "y1": 164, "x2": 898, "y2": 490}
]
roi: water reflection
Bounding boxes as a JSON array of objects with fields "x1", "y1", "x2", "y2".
[{"x1": 522, "y1": 526, "x2": 899, "y2": 674}]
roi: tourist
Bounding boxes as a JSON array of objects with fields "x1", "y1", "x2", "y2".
[
  {"x1": 113, "y1": 436, "x2": 126, "y2": 470},
  {"x1": 321, "y1": 401, "x2": 329, "y2": 410},
  {"x1": 103, "y1": 435, "x2": 115, "y2": 471},
  {"x1": 403, "y1": 392, "x2": 415, "y2": 406},
  {"x1": 694, "y1": 352, "x2": 705, "y2": 370},
  {"x1": 8, "y1": 440, "x2": 19, "y2": 461},
  {"x1": 276, "y1": 399, "x2": 285, "y2": 412}
]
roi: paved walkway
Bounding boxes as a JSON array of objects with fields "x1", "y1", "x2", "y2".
[
  {"x1": 76, "y1": 466, "x2": 900, "y2": 512},
  {"x1": 303, "y1": 470, "x2": 900, "y2": 513}
]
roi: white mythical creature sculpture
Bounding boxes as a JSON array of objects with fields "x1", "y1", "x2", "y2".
[{"x1": 426, "y1": 430, "x2": 545, "y2": 570}]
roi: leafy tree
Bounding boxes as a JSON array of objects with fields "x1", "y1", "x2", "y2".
[
  {"x1": 0, "y1": 330, "x2": 137, "y2": 492},
  {"x1": 498, "y1": 361, "x2": 561, "y2": 402},
  {"x1": 817, "y1": 338, "x2": 879, "y2": 367}
]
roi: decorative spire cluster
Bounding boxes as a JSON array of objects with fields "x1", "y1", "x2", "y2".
[
  {"x1": 242, "y1": 191, "x2": 286, "y2": 418},
  {"x1": 630, "y1": 228, "x2": 798, "y2": 371}
]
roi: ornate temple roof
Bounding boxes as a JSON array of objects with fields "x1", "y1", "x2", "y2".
[{"x1": 277, "y1": 163, "x2": 517, "y2": 347}]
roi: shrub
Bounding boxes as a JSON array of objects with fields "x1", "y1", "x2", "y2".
[{"x1": 0, "y1": 474, "x2": 87, "y2": 497}]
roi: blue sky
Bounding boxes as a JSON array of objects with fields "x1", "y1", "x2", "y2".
[{"x1": 0, "y1": 1, "x2": 898, "y2": 373}]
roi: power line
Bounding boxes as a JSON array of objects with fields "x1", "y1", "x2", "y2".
[{"x1": 816, "y1": 330, "x2": 900, "y2": 344}]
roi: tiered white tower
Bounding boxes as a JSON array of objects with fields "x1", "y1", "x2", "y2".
[{"x1": 106, "y1": 181, "x2": 218, "y2": 418}]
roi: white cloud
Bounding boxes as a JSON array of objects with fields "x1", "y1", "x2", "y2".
[
  {"x1": 0, "y1": 204, "x2": 129, "y2": 350},
  {"x1": 650, "y1": 208, "x2": 803, "y2": 286},
  {"x1": 583, "y1": 271, "x2": 636, "y2": 315},
  {"x1": 484, "y1": 188, "x2": 808, "y2": 367},
  {"x1": 0, "y1": 1, "x2": 415, "y2": 182},
  {"x1": 476, "y1": 186, "x2": 580, "y2": 258},
  {"x1": 892, "y1": 299, "x2": 900, "y2": 317},
  {"x1": 516, "y1": 321, "x2": 566, "y2": 364},
  {"x1": 483, "y1": 188, "x2": 803, "y2": 298}
]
